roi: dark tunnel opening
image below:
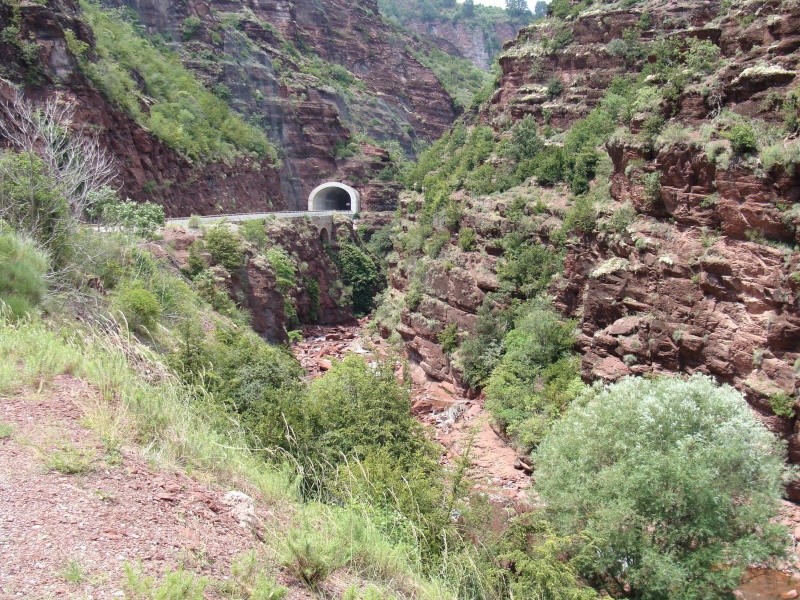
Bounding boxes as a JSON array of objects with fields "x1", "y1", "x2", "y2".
[{"x1": 312, "y1": 186, "x2": 352, "y2": 211}]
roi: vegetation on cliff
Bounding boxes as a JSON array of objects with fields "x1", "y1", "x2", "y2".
[
  {"x1": 372, "y1": 0, "x2": 800, "y2": 595},
  {"x1": 76, "y1": 1, "x2": 277, "y2": 165}
]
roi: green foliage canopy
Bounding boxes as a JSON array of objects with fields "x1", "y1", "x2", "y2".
[
  {"x1": 485, "y1": 301, "x2": 581, "y2": 452},
  {"x1": 337, "y1": 243, "x2": 382, "y2": 316},
  {"x1": 534, "y1": 375, "x2": 787, "y2": 599}
]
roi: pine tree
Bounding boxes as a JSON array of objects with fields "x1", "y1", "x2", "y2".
[
  {"x1": 505, "y1": 0, "x2": 529, "y2": 16},
  {"x1": 462, "y1": 0, "x2": 474, "y2": 16}
]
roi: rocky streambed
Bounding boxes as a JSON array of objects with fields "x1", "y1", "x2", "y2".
[
  {"x1": 293, "y1": 322, "x2": 531, "y2": 505},
  {"x1": 291, "y1": 322, "x2": 800, "y2": 599}
]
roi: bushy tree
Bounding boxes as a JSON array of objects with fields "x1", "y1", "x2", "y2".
[
  {"x1": 506, "y1": 0, "x2": 530, "y2": 16},
  {"x1": 0, "y1": 151, "x2": 71, "y2": 260},
  {"x1": 509, "y1": 116, "x2": 544, "y2": 162},
  {"x1": 304, "y1": 356, "x2": 446, "y2": 549},
  {"x1": 113, "y1": 282, "x2": 161, "y2": 333},
  {"x1": 497, "y1": 240, "x2": 563, "y2": 298},
  {"x1": 92, "y1": 189, "x2": 165, "y2": 238},
  {"x1": 337, "y1": 242, "x2": 382, "y2": 315},
  {"x1": 204, "y1": 223, "x2": 244, "y2": 272},
  {"x1": 533, "y1": 375, "x2": 787, "y2": 600},
  {"x1": 486, "y1": 301, "x2": 581, "y2": 451},
  {"x1": 726, "y1": 122, "x2": 758, "y2": 155}
]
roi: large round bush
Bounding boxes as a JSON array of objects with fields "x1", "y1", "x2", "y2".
[{"x1": 533, "y1": 375, "x2": 787, "y2": 599}]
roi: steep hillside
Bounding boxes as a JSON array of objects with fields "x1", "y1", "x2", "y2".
[
  {"x1": 379, "y1": 0, "x2": 536, "y2": 70},
  {"x1": 381, "y1": 0, "x2": 800, "y2": 494},
  {"x1": 0, "y1": 0, "x2": 458, "y2": 215}
]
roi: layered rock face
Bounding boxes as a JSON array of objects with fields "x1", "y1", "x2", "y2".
[
  {"x1": 386, "y1": 0, "x2": 800, "y2": 485},
  {"x1": 0, "y1": 0, "x2": 455, "y2": 215},
  {"x1": 404, "y1": 18, "x2": 521, "y2": 70},
  {"x1": 155, "y1": 218, "x2": 355, "y2": 343},
  {"x1": 486, "y1": 0, "x2": 797, "y2": 129}
]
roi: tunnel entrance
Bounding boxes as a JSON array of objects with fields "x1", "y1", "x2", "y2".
[{"x1": 308, "y1": 182, "x2": 360, "y2": 213}]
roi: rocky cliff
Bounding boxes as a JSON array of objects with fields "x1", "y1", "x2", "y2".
[
  {"x1": 378, "y1": 0, "x2": 529, "y2": 70},
  {"x1": 404, "y1": 16, "x2": 520, "y2": 70},
  {"x1": 153, "y1": 217, "x2": 357, "y2": 343},
  {"x1": 383, "y1": 0, "x2": 800, "y2": 492},
  {"x1": 0, "y1": 0, "x2": 456, "y2": 215}
]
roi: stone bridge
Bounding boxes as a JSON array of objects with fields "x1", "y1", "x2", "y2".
[{"x1": 165, "y1": 181, "x2": 360, "y2": 242}]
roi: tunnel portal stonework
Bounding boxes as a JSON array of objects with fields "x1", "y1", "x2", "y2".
[{"x1": 308, "y1": 182, "x2": 360, "y2": 213}]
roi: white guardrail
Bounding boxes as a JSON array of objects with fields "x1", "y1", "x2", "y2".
[{"x1": 165, "y1": 210, "x2": 351, "y2": 225}]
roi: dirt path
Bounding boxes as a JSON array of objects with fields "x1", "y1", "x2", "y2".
[{"x1": 0, "y1": 375, "x2": 311, "y2": 599}]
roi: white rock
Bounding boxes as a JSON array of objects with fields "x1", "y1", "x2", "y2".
[{"x1": 222, "y1": 491, "x2": 257, "y2": 529}]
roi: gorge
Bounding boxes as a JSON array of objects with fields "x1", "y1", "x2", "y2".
[{"x1": 2, "y1": 0, "x2": 800, "y2": 597}]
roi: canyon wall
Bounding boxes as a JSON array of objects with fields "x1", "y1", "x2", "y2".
[
  {"x1": 386, "y1": 0, "x2": 800, "y2": 492},
  {"x1": 0, "y1": 0, "x2": 456, "y2": 215}
]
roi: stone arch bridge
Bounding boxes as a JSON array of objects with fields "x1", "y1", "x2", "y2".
[{"x1": 165, "y1": 182, "x2": 360, "y2": 241}]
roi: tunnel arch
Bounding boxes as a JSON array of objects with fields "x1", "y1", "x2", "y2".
[{"x1": 308, "y1": 182, "x2": 360, "y2": 213}]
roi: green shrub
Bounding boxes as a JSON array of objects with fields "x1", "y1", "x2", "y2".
[
  {"x1": 438, "y1": 323, "x2": 459, "y2": 354},
  {"x1": 182, "y1": 240, "x2": 206, "y2": 279},
  {"x1": 562, "y1": 197, "x2": 596, "y2": 234},
  {"x1": 265, "y1": 247, "x2": 296, "y2": 293},
  {"x1": 282, "y1": 526, "x2": 338, "y2": 590},
  {"x1": 181, "y1": 16, "x2": 202, "y2": 40},
  {"x1": 169, "y1": 322, "x2": 304, "y2": 450},
  {"x1": 497, "y1": 516, "x2": 597, "y2": 600},
  {"x1": 726, "y1": 122, "x2": 758, "y2": 155},
  {"x1": 568, "y1": 150, "x2": 598, "y2": 195},
  {"x1": 306, "y1": 356, "x2": 433, "y2": 466},
  {"x1": 240, "y1": 219, "x2": 267, "y2": 249},
  {"x1": 549, "y1": 0, "x2": 584, "y2": 18},
  {"x1": 486, "y1": 301, "x2": 580, "y2": 452},
  {"x1": 769, "y1": 392, "x2": 796, "y2": 418},
  {"x1": 0, "y1": 228, "x2": 49, "y2": 320},
  {"x1": 532, "y1": 147, "x2": 565, "y2": 186},
  {"x1": 364, "y1": 224, "x2": 394, "y2": 259},
  {"x1": 305, "y1": 277, "x2": 320, "y2": 323},
  {"x1": 303, "y1": 357, "x2": 445, "y2": 546},
  {"x1": 458, "y1": 227, "x2": 476, "y2": 251},
  {"x1": 684, "y1": 38, "x2": 722, "y2": 76},
  {"x1": 641, "y1": 171, "x2": 661, "y2": 205},
  {"x1": 534, "y1": 375, "x2": 787, "y2": 599},
  {"x1": 204, "y1": 223, "x2": 244, "y2": 271},
  {"x1": 337, "y1": 243, "x2": 382, "y2": 315},
  {"x1": 424, "y1": 230, "x2": 450, "y2": 258},
  {"x1": 509, "y1": 116, "x2": 544, "y2": 162},
  {"x1": 546, "y1": 77, "x2": 564, "y2": 100},
  {"x1": 114, "y1": 282, "x2": 161, "y2": 333},
  {"x1": 443, "y1": 201, "x2": 462, "y2": 232},
  {"x1": 603, "y1": 203, "x2": 636, "y2": 233},
  {"x1": 460, "y1": 297, "x2": 512, "y2": 387},
  {"x1": 265, "y1": 247, "x2": 298, "y2": 327},
  {"x1": 95, "y1": 194, "x2": 165, "y2": 238},
  {"x1": 498, "y1": 241, "x2": 563, "y2": 299},
  {"x1": 405, "y1": 284, "x2": 423, "y2": 311}
]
